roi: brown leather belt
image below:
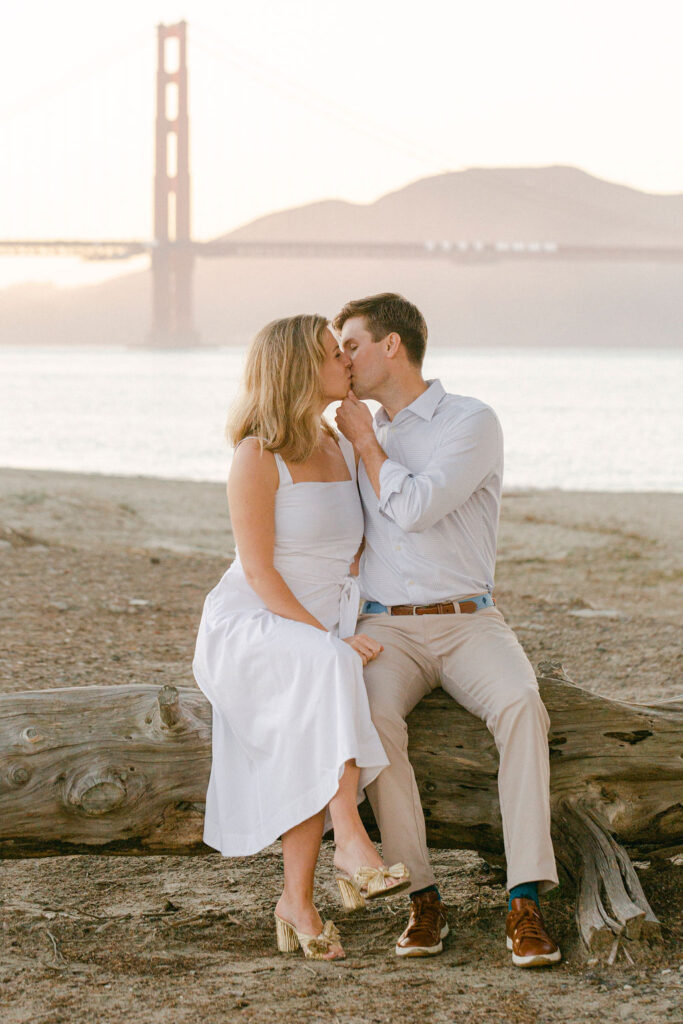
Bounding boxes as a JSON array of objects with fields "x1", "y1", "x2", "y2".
[{"x1": 390, "y1": 596, "x2": 495, "y2": 616}]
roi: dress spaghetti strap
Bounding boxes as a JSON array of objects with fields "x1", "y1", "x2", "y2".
[
  {"x1": 337, "y1": 435, "x2": 357, "y2": 483},
  {"x1": 273, "y1": 452, "x2": 293, "y2": 486},
  {"x1": 233, "y1": 435, "x2": 265, "y2": 451}
]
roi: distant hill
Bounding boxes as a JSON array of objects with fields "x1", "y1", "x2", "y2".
[
  {"x1": 2, "y1": 166, "x2": 682, "y2": 347},
  {"x1": 223, "y1": 166, "x2": 683, "y2": 246}
]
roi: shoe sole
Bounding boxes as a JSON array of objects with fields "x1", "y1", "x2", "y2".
[
  {"x1": 395, "y1": 922, "x2": 449, "y2": 957},
  {"x1": 506, "y1": 936, "x2": 561, "y2": 967},
  {"x1": 365, "y1": 877, "x2": 413, "y2": 902},
  {"x1": 336, "y1": 875, "x2": 412, "y2": 912}
]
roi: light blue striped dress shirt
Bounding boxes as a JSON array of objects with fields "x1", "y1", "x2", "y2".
[{"x1": 358, "y1": 379, "x2": 504, "y2": 606}]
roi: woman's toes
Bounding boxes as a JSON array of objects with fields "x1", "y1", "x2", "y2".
[{"x1": 324, "y1": 948, "x2": 345, "y2": 960}]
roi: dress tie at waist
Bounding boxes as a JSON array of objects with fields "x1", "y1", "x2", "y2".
[{"x1": 338, "y1": 576, "x2": 361, "y2": 639}]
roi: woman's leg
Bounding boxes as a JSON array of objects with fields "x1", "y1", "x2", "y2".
[
  {"x1": 329, "y1": 759, "x2": 402, "y2": 888},
  {"x1": 275, "y1": 808, "x2": 343, "y2": 959}
]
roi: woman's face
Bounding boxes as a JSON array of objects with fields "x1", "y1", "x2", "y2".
[{"x1": 318, "y1": 326, "x2": 352, "y2": 403}]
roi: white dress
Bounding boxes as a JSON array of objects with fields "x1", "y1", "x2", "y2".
[{"x1": 192, "y1": 435, "x2": 389, "y2": 856}]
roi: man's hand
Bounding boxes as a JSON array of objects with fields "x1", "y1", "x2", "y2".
[
  {"x1": 336, "y1": 390, "x2": 388, "y2": 499},
  {"x1": 335, "y1": 390, "x2": 375, "y2": 450}
]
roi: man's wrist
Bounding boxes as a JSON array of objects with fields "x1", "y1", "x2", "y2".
[{"x1": 355, "y1": 432, "x2": 381, "y2": 458}]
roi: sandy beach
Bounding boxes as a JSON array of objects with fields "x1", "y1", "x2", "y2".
[{"x1": 0, "y1": 468, "x2": 681, "y2": 1023}]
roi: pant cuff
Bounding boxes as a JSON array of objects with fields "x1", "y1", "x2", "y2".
[
  {"x1": 407, "y1": 869, "x2": 437, "y2": 894},
  {"x1": 506, "y1": 867, "x2": 559, "y2": 895}
]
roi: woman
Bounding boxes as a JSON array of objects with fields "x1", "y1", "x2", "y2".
[{"x1": 193, "y1": 314, "x2": 410, "y2": 961}]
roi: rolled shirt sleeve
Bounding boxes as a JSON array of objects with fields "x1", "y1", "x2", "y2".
[{"x1": 377, "y1": 407, "x2": 502, "y2": 533}]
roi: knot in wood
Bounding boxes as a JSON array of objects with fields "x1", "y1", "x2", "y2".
[
  {"x1": 69, "y1": 771, "x2": 127, "y2": 815},
  {"x1": 8, "y1": 763, "x2": 31, "y2": 785}
]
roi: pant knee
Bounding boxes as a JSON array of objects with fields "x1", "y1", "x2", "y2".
[{"x1": 493, "y1": 683, "x2": 550, "y2": 738}]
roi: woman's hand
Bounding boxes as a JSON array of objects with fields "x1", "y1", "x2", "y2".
[{"x1": 343, "y1": 633, "x2": 383, "y2": 666}]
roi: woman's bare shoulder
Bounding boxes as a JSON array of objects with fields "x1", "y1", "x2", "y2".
[{"x1": 229, "y1": 438, "x2": 278, "y2": 490}]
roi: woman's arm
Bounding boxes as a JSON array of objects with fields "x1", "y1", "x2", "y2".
[{"x1": 227, "y1": 439, "x2": 327, "y2": 632}]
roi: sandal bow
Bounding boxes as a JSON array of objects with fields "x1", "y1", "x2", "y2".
[
  {"x1": 354, "y1": 862, "x2": 409, "y2": 898},
  {"x1": 302, "y1": 919, "x2": 342, "y2": 958}
]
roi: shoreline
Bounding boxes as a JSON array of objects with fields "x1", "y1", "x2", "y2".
[
  {"x1": 2, "y1": 462, "x2": 681, "y2": 494},
  {"x1": 3, "y1": 340, "x2": 682, "y2": 348}
]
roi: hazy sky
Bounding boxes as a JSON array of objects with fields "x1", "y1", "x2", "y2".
[{"x1": 2, "y1": 0, "x2": 682, "y2": 287}]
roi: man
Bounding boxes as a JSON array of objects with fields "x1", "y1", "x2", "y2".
[{"x1": 334, "y1": 293, "x2": 561, "y2": 967}]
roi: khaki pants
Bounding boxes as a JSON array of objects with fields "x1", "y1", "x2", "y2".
[{"x1": 359, "y1": 606, "x2": 559, "y2": 894}]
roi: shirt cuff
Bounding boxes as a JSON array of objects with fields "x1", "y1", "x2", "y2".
[{"x1": 378, "y1": 459, "x2": 411, "y2": 515}]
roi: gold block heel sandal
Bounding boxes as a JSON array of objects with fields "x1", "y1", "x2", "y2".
[
  {"x1": 274, "y1": 913, "x2": 344, "y2": 960},
  {"x1": 336, "y1": 863, "x2": 411, "y2": 911}
]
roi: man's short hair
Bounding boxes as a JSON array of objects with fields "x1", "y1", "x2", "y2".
[{"x1": 333, "y1": 292, "x2": 428, "y2": 367}]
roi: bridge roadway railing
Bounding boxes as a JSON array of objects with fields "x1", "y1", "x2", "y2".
[{"x1": 1, "y1": 240, "x2": 682, "y2": 262}]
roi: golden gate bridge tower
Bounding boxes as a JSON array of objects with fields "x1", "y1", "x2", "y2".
[{"x1": 150, "y1": 20, "x2": 198, "y2": 346}]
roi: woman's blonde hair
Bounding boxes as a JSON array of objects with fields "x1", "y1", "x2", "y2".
[{"x1": 226, "y1": 314, "x2": 337, "y2": 462}]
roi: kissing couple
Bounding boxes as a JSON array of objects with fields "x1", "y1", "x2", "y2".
[{"x1": 193, "y1": 292, "x2": 561, "y2": 967}]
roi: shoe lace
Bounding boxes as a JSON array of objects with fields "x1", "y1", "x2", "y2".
[
  {"x1": 410, "y1": 897, "x2": 441, "y2": 932},
  {"x1": 513, "y1": 907, "x2": 547, "y2": 942}
]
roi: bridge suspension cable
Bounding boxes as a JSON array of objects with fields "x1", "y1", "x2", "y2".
[
  {"x1": 0, "y1": 28, "x2": 151, "y2": 127},
  {"x1": 190, "y1": 23, "x2": 456, "y2": 174}
]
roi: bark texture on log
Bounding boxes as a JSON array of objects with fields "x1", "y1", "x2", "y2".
[
  {"x1": 0, "y1": 684, "x2": 211, "y2": 856},
  {"x1": 1, "y1": 665, "x2": 681, "y2": 952}
]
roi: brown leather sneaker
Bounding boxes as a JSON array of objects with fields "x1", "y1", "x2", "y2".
[
  {"x1": 506, "y1": 897, "x2": 561, "y2": 967},
  {"x1": 395, "y1": 891, "x2": 449, "y2": 957}
]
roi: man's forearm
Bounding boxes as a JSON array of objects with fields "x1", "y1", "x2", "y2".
[{"x1": 356, "y1": 435, "x2": 388, "y2": 498}]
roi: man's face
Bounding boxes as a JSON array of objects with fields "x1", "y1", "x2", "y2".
[{"x1": 339, "y1": 316, "x2": 389, "y2": 399}]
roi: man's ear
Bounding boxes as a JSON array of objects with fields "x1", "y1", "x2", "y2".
[{"x1": 384, "y1": 332, "x2": 402, "y2": 359}]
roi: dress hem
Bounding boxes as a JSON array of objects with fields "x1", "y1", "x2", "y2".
[{"x1": 202, "y1": 755, "x2": 387, "y2": 858}]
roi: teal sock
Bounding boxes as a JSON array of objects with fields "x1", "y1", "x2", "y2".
[
  {"x1": 508, "y1": 882, "x2": 539, "y2": 910},
  {"x1": 411, "y1": 884, "x2": 441, "y2": 900}
]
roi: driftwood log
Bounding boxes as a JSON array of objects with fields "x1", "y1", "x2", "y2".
[{"x1": 1, "y1": 664, "x2": 681, "y2": 953}]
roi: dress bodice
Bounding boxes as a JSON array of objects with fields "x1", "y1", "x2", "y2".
[
  {"x1": 216, "y1": 434, "x2": 364, "y2": 636},
  {"x1": 268, "y1": 439, "x2": 363, "y2": 585}
]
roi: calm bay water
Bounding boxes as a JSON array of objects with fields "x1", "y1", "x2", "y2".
[{"x1": 1, "y1": 346, "x2": 681, "y2": 491}]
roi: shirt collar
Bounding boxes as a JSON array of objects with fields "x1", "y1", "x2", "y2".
[{"x1": 375, "y1": 379, "x2": 445, "y2": 426}]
